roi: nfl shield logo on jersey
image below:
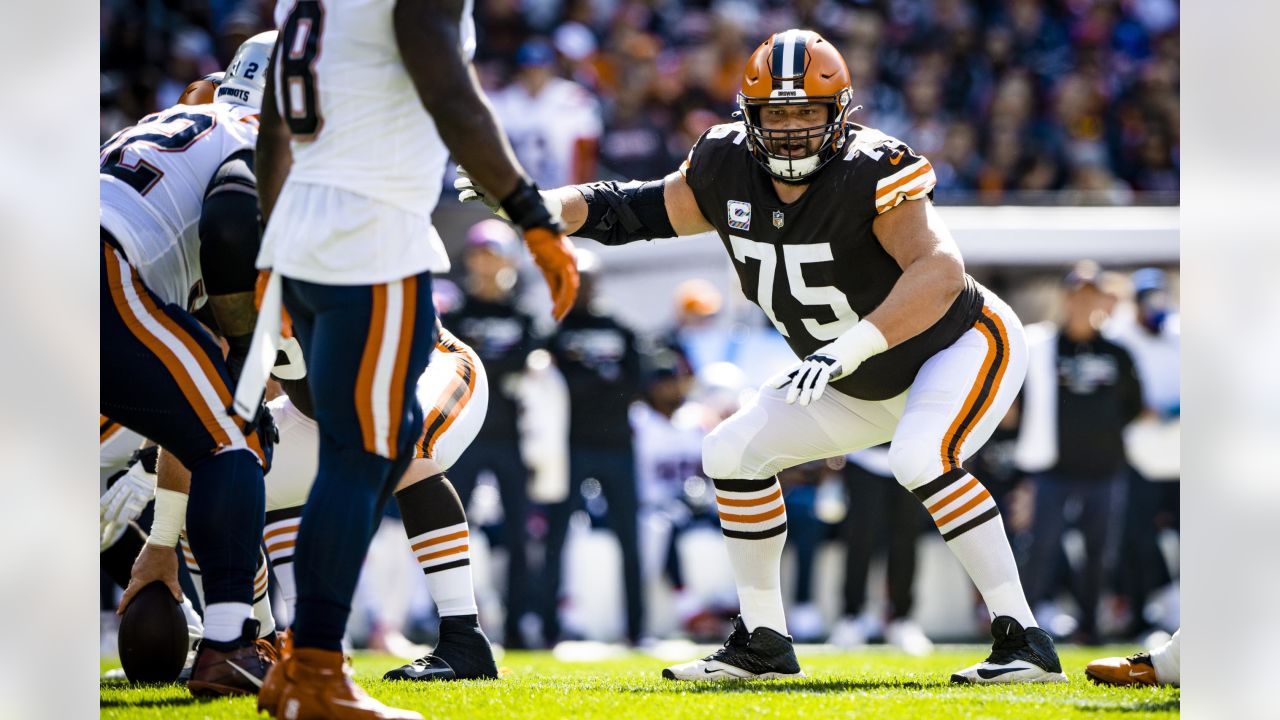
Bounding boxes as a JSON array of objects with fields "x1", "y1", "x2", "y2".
[
  {"x1": 727, "y1": 200, "x2": 752, "y2": 231},
  {"x1": 772, "y1": 210, "x2": 785, "y2": 229}
]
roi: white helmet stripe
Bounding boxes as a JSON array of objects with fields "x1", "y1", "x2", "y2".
[{"x1": 780, "y1": 31, "x2": 798, "y2": 90}]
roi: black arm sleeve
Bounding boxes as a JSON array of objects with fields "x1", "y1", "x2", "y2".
[
  {"x1": 573, "y1": 179, "x2": 677, "y2": 246},
  {"x1": 200, "y1": 149, "x2": 261, "y2": 295}
]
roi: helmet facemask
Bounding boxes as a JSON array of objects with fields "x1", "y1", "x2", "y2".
[{"x1": 738, "y1": 88, "x2": 853, "y2": 184}]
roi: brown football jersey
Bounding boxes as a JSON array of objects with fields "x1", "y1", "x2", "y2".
[{"x1": 682, "y1": 121, "x2": 984, "y2": 401}]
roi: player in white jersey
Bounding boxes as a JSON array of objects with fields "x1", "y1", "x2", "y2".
[
  {"x1": 100, "y1": 32, "x2": 281, "y2": 697},
  {"x1": 252, "y1": 1, "x2": 577, "y2": 716}
]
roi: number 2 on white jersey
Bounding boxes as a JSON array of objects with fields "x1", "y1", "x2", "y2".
[{"x1": 729, "y1": 235, "x2": 858, "y2": 341}]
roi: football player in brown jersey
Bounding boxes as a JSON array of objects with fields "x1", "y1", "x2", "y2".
[{"x1": 459, "y1": 28, "x2": 1064, "y2": 684}]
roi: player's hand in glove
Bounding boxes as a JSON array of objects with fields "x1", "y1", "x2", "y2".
[
  {"x1": 778, "y1": 320, "x2": 889, "y2": 406},
  {"x1": 455, "y1": 166, "x2": 579, "y2": 320},
  {"x1": 778, "y1": 353, "x2": 843, "y2": 407},
  {"x1": 454, "y1": 166, "x2": 509, "y2": 220},
  {"x1": 100, "y1": 461, "x2": 157, "y2": 551},
  {"x1": 504, "y1": 177, "x2": 579, "y2": 321}
]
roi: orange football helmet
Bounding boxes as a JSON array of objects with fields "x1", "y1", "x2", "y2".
[{"x1": 737, "y1": 29, "x2": 855, "y2": 183}]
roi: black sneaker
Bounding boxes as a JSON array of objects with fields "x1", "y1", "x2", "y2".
[
  {"x1": 950, "y1": 616, "x2": 1068, "y2": 684},
  {"x1": 662, "y1": 616, "x2": 804, "y2": 681},
  {"x1": 383, "y1": 615, "x2": 498, "y2": 681}
]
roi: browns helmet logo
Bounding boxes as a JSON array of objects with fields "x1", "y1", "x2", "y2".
[{"x1": 737, "y1": 29, "x2": 857, "y2": 183}]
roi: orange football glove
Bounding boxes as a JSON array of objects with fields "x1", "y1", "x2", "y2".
[{"x1": 524, "y1": 227, "x2": 579, "y2": 321}]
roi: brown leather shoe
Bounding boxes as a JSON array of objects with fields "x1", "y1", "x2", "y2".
[
  {"x1": 1085, "y1": 652, "x2": 1160, "y2": 686},
  {"x1": 258, "y1": 645, "x2": 422, "y2": 720},
  {"x1": 187, "y1": 635, "x2": 275, "y2": 697}
]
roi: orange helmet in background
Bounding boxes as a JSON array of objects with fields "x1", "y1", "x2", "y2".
[
  {"x1": 737, "y1": 29, "x2": 855, "y2": 183},
  {"x1": 178, "y1": 72, "x2": 225, "y2": 105}
]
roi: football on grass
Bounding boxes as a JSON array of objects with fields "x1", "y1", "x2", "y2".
[{"x1": 118, "y1": 582, "x2": 189, "y2": 683}]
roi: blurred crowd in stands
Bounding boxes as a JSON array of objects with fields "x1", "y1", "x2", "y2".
[{"x1": 101, "y1": 0, "x2": 1179, "y2": 204}]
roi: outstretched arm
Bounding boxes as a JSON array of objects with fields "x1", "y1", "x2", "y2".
[
  {"x1": 546, "y1": 169, "x2": 713, "y2": 239},
  {"x1": 462, "y1": 168, "x2": 715, "y2": 243}
]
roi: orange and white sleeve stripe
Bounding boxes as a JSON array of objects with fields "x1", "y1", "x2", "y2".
[
  {"x1": 875, "y1": 156, "x2": 936, "y2": 214},
  {"x1": 408, "y1": 521, "x2": 470, "y2": 575}
]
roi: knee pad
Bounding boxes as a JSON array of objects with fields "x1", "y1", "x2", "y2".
[
  {"x1": 702, "y1": 425, "x2": 750, "y2": 480},
  {"x1": 887, "y1": 435, "x2": 942, "y2": 492}
]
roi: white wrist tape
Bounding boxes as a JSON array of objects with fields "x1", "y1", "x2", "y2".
[
  {"x1": 823, "y1": 320, "x2": 888, "y2": 373},
  {"x1": 147, "y1": 487, "x2": 189, "y2": 548},
  {"x1": 540, "y1": 190, "x2": 564, "y2": 225}
]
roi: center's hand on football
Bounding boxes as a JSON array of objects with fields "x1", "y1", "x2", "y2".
[
  {"x1": 118, "y1": 542, "x2": 183, "y2": 614},
  {"x1": 778, "y1": 352, "x2": 847, "y2": 406}
]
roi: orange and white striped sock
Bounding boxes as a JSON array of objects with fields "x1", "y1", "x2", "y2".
[
  {"x1": 263, "y1": 508, "x2": 302, "y2": 626},
  {"x1": 397, "y1": 475, "x2": 477, "y2": 618},
  {"x1": 181, "y1": 536, "x2": 277, "y2": 638},
  {"x1": 911, "y1": 468, "x2": 1035, "y2": 628},
  {"x1": 713, "y1": 477, "x2": 789, "y2": 635},
  {"x1": 251, "y1": 549, "x2": 275, "y2": 637}
]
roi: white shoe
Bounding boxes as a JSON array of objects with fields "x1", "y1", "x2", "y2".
[
  {"x1": 787, "y1": 603, "x2": 825, "y2": 643},
  {"x1": 827, "y1": 615, "x2": 872, "y2": 650},
  {"x1": 885, "y1": 619, "x2": 934, "y2": 657}
]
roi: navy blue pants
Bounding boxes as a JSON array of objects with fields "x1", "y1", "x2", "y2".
[
  {"x1": 542, "y1": 445, "x2": 643, "y2": 644},
  {"x1": 1022, "y1": 471, "x2": 1127, "y2": 638},
  {"x1": 448, "y1": 438, "x2": 531, "y2": 645},
  {"x1": 101, "y1": 236, "x2": 265, "y2": 606},
  {"x1": 282, "y1": 273, "x2": 436, "y2": 651}
]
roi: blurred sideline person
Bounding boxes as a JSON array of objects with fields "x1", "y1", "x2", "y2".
[
  {"x1": 775, "y1": 460, "x2": 828, "y2": 643},
  {"x1": 462, "y1": 29, "x2": 1064, "y2": 684},
  {"x1": 542, "y1": 250, "x2": 646, "y2": 645},
  {"x1": 1106, "y1": 268, "x2": 1180, "y2": 637},
  {"x1": 830, "y1": 447, "x2": 934, "y2": 656},
  {"x1": 442, "y1": 220, "x2": 540, "y2": 647},
  {"x1": 101, "y1": 34, "x2": 279, "y2": 696},
  {"x1": 630, "y1": 349, "x2": 710, "y2": 629},
  {"x1": 1015, "y1": 262, "x2": 1143, "y2": 645},
  {"x1": 1086, "y1": 629, "x2": 1180, "y2": 687},
  {"x1": 490, "y1": 38, "x2": 602, "y2": 189},
  {"x1": 252, "y1": 0, "x2": 577, "y2": 716}
]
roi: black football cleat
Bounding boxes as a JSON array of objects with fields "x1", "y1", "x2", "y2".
[
  {"x1": 662, "y1": 615, "x2": 804, "y2": 681},
  {"x1": 383, "y1": 615, "x2": 498, "y2": 682},
  {"x1": 950, "y1": 616, "x2": 1068, "y2": 684}
]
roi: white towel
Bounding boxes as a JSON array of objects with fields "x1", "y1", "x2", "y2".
[{"x1": 232, "y1": 271, "x2": 284, "y2": 422}]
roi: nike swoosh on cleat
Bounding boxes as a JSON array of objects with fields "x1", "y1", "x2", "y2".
[
  {"x1": 975, "y1": 667, "x2": 1026, "y2": 679},
  {"x1": 1129, "y1": 670, "x2": 1151, "y2": 679},
  {"x1": 225, "y1": 660, "x2": 264, "y2": 688}
]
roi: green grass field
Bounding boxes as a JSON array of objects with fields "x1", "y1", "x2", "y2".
[{"x1": 101, "y1": 645, "x2": 1179, "y2": 719}]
